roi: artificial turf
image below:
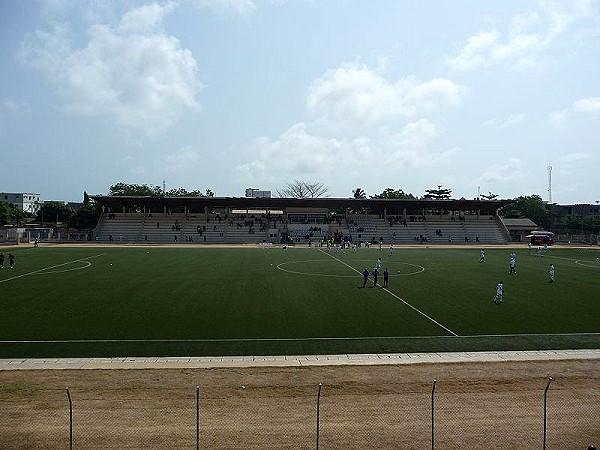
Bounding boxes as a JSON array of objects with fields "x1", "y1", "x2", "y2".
[{"x1": 0, "y1": 245, "x2": 598, "y2": 357}]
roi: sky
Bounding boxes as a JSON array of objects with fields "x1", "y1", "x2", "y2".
[{"x1": 0, "y1": 0, "x2": 599, "y2": 204}]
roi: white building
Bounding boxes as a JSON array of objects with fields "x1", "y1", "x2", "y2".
[
  {"x1": 245, "y1": 188, "x2": 271, "y2": 198},
  {"x1": 0, "y1": 192, "x2": 42, "y2": 214}
]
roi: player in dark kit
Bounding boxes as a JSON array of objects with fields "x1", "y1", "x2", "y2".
[
  {"x1": 0, "y1": 252, "x2": 4, "y2": 269},
  {"x1": 8, "y1": 253, "x2": 15, "y2": 269},
  {"x1": 372, "y1": 267, "x2": 379, "y2": 287},
  {"x1": 383, "y1": 268, "x2": 389, "y2": 287},
  {"x1": 362, "y1": 268, "x2": 369, "y2": 288}
]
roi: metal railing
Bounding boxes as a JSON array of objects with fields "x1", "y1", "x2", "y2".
[{"x1": 1, "y1": 377, "x2": 597, "y2": 449}]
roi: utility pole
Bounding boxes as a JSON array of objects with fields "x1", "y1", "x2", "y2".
[{"x1": 547, "y1": 165, "x2": 552, "y2": 203}]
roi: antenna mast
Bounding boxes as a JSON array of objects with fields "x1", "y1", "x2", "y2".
[{"x1": 547, "y1": 165, "x2": 552, "y2": 203}]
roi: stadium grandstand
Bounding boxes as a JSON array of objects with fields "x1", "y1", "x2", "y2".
[{"x1": 91, "y1": 196, "x2": 513, "y2": 245}]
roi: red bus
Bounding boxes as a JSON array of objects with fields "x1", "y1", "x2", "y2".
[{"x1": 526, "y1": 231, "x2": 554, "y2": 246}]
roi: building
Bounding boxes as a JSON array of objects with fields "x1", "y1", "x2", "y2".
[
  {"x1": 501, "y1": 218, "x2": 542, "y2": 242},
  {"x1": 245, "y1": 188, "x2": 271, "y2": 198},
  {"x1": 90, "y1": 195, "x2": 513, "y2": 245},
  {"x1": 0, "y1": 192, "x2": 41, "y2": 214},
  {"x1": 548, "y1": 203, "x2": 600, "y2": 220}
]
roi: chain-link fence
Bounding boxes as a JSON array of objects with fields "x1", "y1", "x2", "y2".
[{"x1": 1, "y1": 377, "x2": 598, "y2": 449}]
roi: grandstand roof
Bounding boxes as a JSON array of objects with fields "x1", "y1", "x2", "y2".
[{"x1": 91, "y1": 195, "x2": 513, "y2": 214}]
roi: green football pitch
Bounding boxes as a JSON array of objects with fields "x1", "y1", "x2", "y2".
[{"x1": 0, "y1": 245, "x2": 598, "y2": 358}]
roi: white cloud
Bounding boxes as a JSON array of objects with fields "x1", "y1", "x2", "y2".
[
  {"x1": 573, "y1": 96, "x2": 600, "y2": 113},
  {"x1": 559, "y1": 152, "x2": 593, "y2": 162},
  {"x1": 448, "y1": 1, "x2": 600, "y2": 71},
  {"x1": 306, "y1": 62, "x2": 460, "y2": 129},
  {"x1": 194, "y1": 0, "x2": 256, "y2": 15},
  {"x1": 238, "y1": 120, "x2": 455, "y2": 185},
  {"x1": 448, "y1": 31, "x2": 501, "y2": 71},
  {"x1": 2, "y1": 99, "x2": 31, "y2": 115},
  {"x1": 20, "y1": 3, "x2": 201, "y2": 138},
  {"x1": 237, "y1": 123, "x2": 346, "y2": 179},
  {"x1": 549, "y1": 96, "x2": 600, "y2": 123},
  {"x1": 479, "y1": 158, "x2": 523, "y2": 183},
  {"x1": 484, "y1": 113, "x2": 525, "y2": 128},
  {"x1": 240, "y1": 60, "x2": 461, "y2": 189}
]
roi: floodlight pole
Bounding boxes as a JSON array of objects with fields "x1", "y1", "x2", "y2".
[
  {"x1": 543, "y1": 377, "x2": 553, "y2": 450},
  {"x1": 196, "y1": 385, "x2": 200, "y2": 450},
  {"x1": 432, "y1": 379, "x2": 437, "y2": 450},
  {"x1": 66, "y1": 387, "x2": 73, "y2": 450},
  {"x1": 316, "y1": 383, "x2": 323, "y2": 450}
]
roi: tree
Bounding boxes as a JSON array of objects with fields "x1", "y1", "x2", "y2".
[
  {"x1": 108, "y1": 183, "x2": 214, "y2": 197},
  {"x1": 109, "y1": 183, "x2": 163, "y2": 196},
  {"x1": 10, "y1": 208, "x2": 31, "y2": 227},
  {"x1": 565, "y1": 215, "x2": 600, "y2": 234},
  {"x1": 370, "y1": 188, "x2": 415, "y2": 199},
  {"x1": 0, "y1": 201, "x2": 13, "y2": 226},
  {"x1": 37, "y1": 201, "x2": 73, "y2": 224},
  {"x1": 352, "y1": 188, "x2": 366, "y2": 199},
  {"x1": 0, "y1": 201, "x2": 33, "y2": 227},
  {"x1": 480, "y1": 191, "x2": 499, "y2": 200},
  {"x1": 277, "y1": 180, "x2": 329, "y2": 198},
  {"x1": 500, "y1": 195, "x2": 549, "y2": 226},
  {"x1": 423, "y1": 185, "x2": 452, "y2": 200},
  {"x1": 165, "y1": 187, "x2": 204, "y2": 197},
  {"x1": 68, "y1": 203, "x2": 102, "y2": 230}
]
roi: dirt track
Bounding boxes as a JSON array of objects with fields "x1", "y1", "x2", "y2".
[{"x1": 1, "y1": 358, "x2": 598, "y2": 449}]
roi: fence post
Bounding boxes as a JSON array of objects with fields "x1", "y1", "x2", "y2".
[
  {"x1": 316, "y1": 383, "x2": 323, "y2": 450},
  {"x1": 66, "y1": 387, "x2": 73, "y2": 450},
  {"x1": 543, "y1": 377, "x2": 553, "y2": 450},
  {"x1": 431, "y1": 379, "x2": 437, "y2": 450},
  {"x1": 196, "y1": 386, "x2": 200, "y2": 450}
]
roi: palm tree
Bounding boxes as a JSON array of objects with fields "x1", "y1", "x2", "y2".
[{"x1": 352, "y1": 188, "x2": 366, "y2": 199}]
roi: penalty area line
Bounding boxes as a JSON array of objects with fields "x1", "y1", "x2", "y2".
[
  {"x1": 318, "y1": 249, "x2": 459, "y2": 337},
  {"x1": 0, "y1": 253, "x2": 106, "y2": 284}
]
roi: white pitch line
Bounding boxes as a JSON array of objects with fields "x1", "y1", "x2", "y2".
[
  {"x1": 1, "y1": 332, "x2": 598, "y2": 344},
  {"x1": 318, "y1": 249, "x2": 459, "y2": 337},
  {"x1": 0, "y1": 253, "x2": 106, "y2": 283}
]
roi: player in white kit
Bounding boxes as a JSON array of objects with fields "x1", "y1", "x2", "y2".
[{"x1": 494, "y1": 281, "x2": 504, "y2": 304}]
